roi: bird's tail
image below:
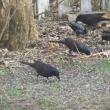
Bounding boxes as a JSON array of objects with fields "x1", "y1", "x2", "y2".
[
  {"x1": 20, "y1": 61, "x2": 33, "y2": 67},
  {"x1": 102, "y1": 30, "x2": 110, "y2": 33},
  {"x1": 68, "y1": 22, "x2": 73, "y2": 26},
  {"x1": 49, "y1": 40, "x2": 65, "y2": 44}
]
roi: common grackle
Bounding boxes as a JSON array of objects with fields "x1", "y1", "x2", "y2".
[
  {"x1": 76, "y1": 13, "x2": 110, "y2": 28},
  {"x1": 49, "y1": 38, "x2": 92, "y2": 55},
  {"x1": 21, "y1": 60, "x2": 60, "y2": 81},
  {"x1": 68, "y1": 22, "x2": 87, "y2": 35}
]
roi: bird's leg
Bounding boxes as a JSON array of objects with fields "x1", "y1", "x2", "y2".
[
  {"x1": 92, "y1": 25, "x2": 96, "y2": 31},
  {"x1": 91, "y1": 25, "x2": 96, "y2": 36},
  {"x1": 69, "y1": 49, "x2": 72, "y2": 54},
  {"x1": 107, "y1": 41, "x2": 109, "y2": 45},
  {"x1": 37, "y1": 74, "x2": 39, "y2": 80},
  {"x1": 103, "y1": 41, "x2": 107, "y2": 48},
  {"x1": 89, "y1": 26, "x2": 95, "y2": 37},
  {"x1": 90, "y1": 30, "x2": 95, "y2": 38},
  {"x1": 46, "y1": 77, "x2": 51, "y2": 83},
  {"x1": 74, "y1": 43, "x2": 81, "y2": 56},
  {"x1": 47, "y1": 77, "x2": 49, "y2": 80},
  {"x1": 68, "y1": 50, "x2": 77, "y2": 57},
  {"x1": 68, "y1": 49, "x2": 74, "y2": 56},
  {"x1": 57, "y1": 76, "x2": 60, "y2": 81}
]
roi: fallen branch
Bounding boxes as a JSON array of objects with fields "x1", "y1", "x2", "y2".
[{"x1": 90, "y1": 50, "x2": 110, "y2": 58}]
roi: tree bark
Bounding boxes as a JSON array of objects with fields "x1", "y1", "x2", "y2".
[
  {"x1": 92, "y1": 0, "x2": 102, "y2": 11},
  {"x1": 0, "y1": 0, "x2": 38, "y2": 50},
  {"x1": 80, "y1": 0, "x2": 92, "y2": 12},
  {"x1": 37, "y1": 0, "x2": 49, "y2": 20},
  {"x1": 102, "y1": 0, "x2": 110, "y2": 11}
]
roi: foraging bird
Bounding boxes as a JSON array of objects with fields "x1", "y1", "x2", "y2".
[
  {"x1": 68, "y1": 22, "x2": 87, "y2": 35},
  {"x1": 76, "y1": 13, "x2": 110, "y2": 28},
  {"x1": 21, "y1": 60, "x2": 60, "y2": 81},
  {"x1": 49, "y1": 38, "x2": 92, "y2": 55},
  {"x1": 101, "y1": 30, "x2": 110, "y2": 41}
]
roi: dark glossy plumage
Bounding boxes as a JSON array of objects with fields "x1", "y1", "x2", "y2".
[
  {"x1": 68, "y1": 22, "x2": 87, "y2": 35},
  {"x1": 76, "y1": 13, "x2": 110, "y2": 27},
  {"x1": 49, "y1": 38, "x2": 92, "y2": 55},
  {"x1": 21, "y1": 60, "x2": 60, "y2": 80},
  {"x1": 101, "y1": 30, "x2": 110, "y2": 41}
]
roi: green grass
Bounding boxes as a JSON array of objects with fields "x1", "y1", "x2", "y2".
[
  {"x1": 64, "y1": 60, "x2": 81, "y2": 69},
  {"x1": 54, "y1": 54, "x2": 66, "y2": 63},
  {"x1": 0, "y1": 100, "x2": 26, "y2": 110},
  {"x1": 95, "y1": 58, "x2": 110, "y2": 73},
  {"x1": 60, "y1": 58, "x2": 110, "y2": 73},
  {"x1": 0, "y1": 100, "x2": 12, "y2": 109},
  {"x1": 36, "y1": 98, "x2": 58, "y2": 108},
  {"x1": 12, "y1": 106, "x2": 25, "y2": 110},
  {"x1": 48, "y1": 82, "x2": 61, "y2": 92},
  {"x1": 7, "y1": 86, "x2": 22, "y2": 97},
  {"x1": 78, "y1": 95, "x2": 89, "y2": 102},
  {"x1": 0, "y1": 67, "x2": 11, "y2": 76}
]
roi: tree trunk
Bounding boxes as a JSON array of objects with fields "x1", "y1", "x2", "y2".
[
  {"x1": 92, "y1": 0, "x2": 102, "y2": 11},
  {"x1": 58, "y1": 0, "x2": 72, "y2": 17},
  {"x1": 0, "y1": 0, "x2": 38, "y2": 50},
  {"x1": 37, "y1": 0, "x2": 49, "y2": 20},
  {"x1": 102, "y1": 0, "x2": 110, "y2": 11},
  {"x1": 80, "y1": 0, "x2": 92, "y2": 12}
]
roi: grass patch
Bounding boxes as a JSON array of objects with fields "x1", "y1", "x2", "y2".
[
  {"x1": 54, "y1": 54, "x2": 66, "y2": 62},
  {"x1": 0, "y1": 100, "x2": 26, "y2": 110},
  {"x1": 0, "y1": 67, "x2": 11, "y2": 76},
  {"x1": 78, "y1": 95, "x2": 89, "y2": 102},
  {"x1": 61, "y1": 58, "x2": 110, "y2": 73},
  {"x1": 13, "y1": 106, "x2": 25, "y2": 110},
  {"x1": 95, "y1": 58, "x2": 110, "y2": 73},
  {"x1": 7, "y1": 86, "x2": 22, "y2": 97},
  {"x1": 61, "y1": 60, "x2": 83, "y2": 69},
  {"x1": 0, "y1": 99, "x2": 12, "y2": 109},
  {"x1": 48, "y1": 82, "x2": 61, "y2": 92},
  {"x1": 36, "y1": 98, "x2": 57, "y2": 108}
]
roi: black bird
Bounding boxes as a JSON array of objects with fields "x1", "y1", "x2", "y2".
[
  {"x1": 101, "y1": 30, "x2": 110, "y2": 41},
  {"x1": 49, "y1": 38, "x2": 92, "y2": 55},
  {"x1": 21, "y1": 60, "x2": 60, "y2": 81},
  {"x1": 76, "y1": 13, "x2": 110, "y2": 28},
  {"x1": 68, "y1": 22, "x2": 87, "y2": 35}
]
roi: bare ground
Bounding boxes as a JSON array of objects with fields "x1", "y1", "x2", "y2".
[{"x1": 0, "y1": 20, "x2": 110, "y2": 110}]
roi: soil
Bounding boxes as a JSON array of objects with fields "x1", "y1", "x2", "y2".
[{"x1": 0, "y1": 20, "x2": 110, "y2": 110}]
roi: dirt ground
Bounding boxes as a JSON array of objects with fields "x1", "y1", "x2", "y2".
[{"x1": 0, "y1": 20, "x2": 110, "y2": 110}]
